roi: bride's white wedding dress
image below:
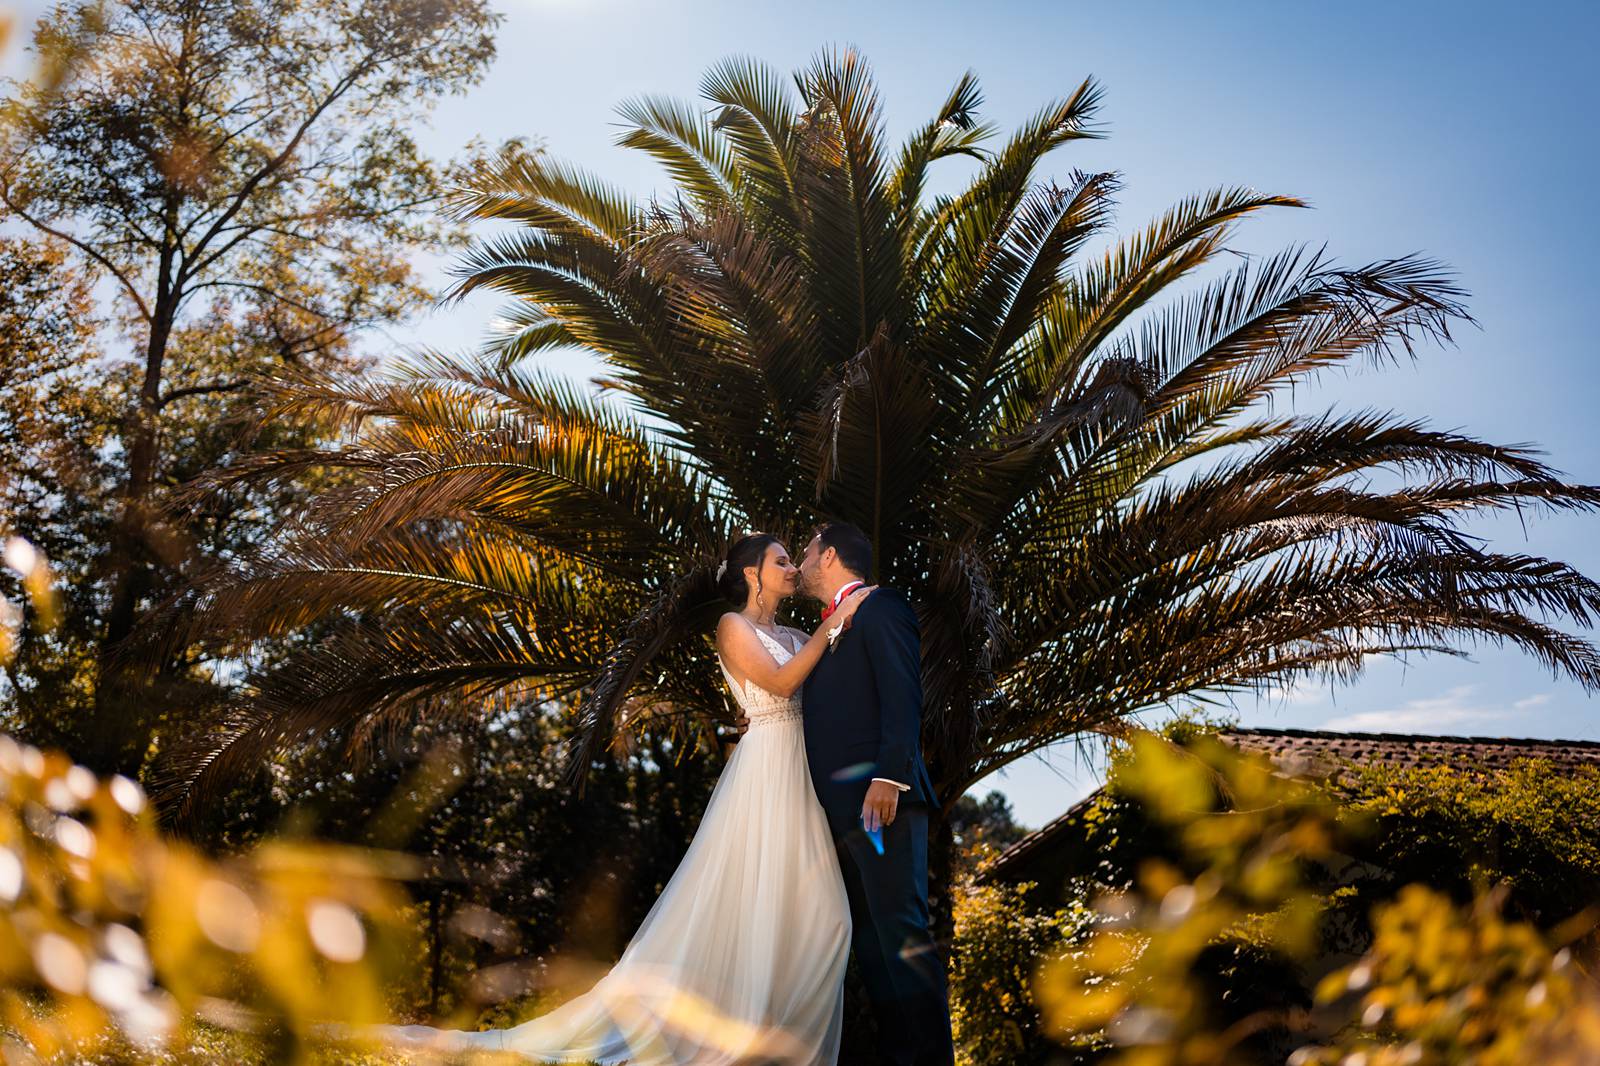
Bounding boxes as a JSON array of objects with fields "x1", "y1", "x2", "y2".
[{"x1": 367, "y1": 621, "x2": 851, "y2": 1064}]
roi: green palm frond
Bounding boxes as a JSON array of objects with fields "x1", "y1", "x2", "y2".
[
  {"x1": 614, "y1": 93, "x2": 743, "y2": 213},
  {"x1": 886, "y1": 69, "x2": 992, "y2": 227},
  {"x1": 993, "y1": 185, "x2": 1309, "y2": 435},
  {"x1": 1006, "y1": 248, "x2": 1473, "y2": 555},
  {"x1": 565, "y1": 565, "x2": 730, "y2": 782},
  {"x1": 478, "y1": 306, "x2": 591, "y2": 367},
  {"x1": 701, "y1": 54, "x2": 808, "y2": 245},
  {"x1": 443, "y1": 148, "x2": 640, "y2": 240},
  {"x1": 148, "y1": 602, "x2": 617, "y2": 825},
  {"x1": 791, "y1": 46, "x2": 905, "y2": 358},
  {"x1": 914, "y1": 78, "x2": 1105, "y2": 334},
  {"x1": 619, "y1": 199, "x2": 828, "y2": 419}
]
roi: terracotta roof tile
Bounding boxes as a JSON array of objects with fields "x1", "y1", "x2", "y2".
[{"x1": 1222, "y1": 726, "x2": 1600, "y2": 777}]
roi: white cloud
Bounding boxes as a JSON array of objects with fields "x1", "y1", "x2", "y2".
[
  {"x1": 1257, "y1": 678, "x2": 1328, "y2": 707},
  {"x1": 1320, "y1": 684, "x2": 1540, "y2": 733}
]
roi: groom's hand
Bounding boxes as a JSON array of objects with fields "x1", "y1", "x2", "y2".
[
  {"x1": 861, "y1": 779, "x2": 899, "y2": 832},
  {"x1": 735, "y1": 714, "x2": 750, "y2": 735}
]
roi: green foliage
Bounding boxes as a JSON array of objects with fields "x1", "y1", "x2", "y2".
[
  {"x1": 1038, "y1": 731, "x2": 1338, "y2": 1063},
  {"x1": 1340, "y1": 758, "x2": 1600, "y2": 924},
  {"x1": 0, "y1": 732, "x2": 424, "y2": 1064},
  {"x1": 968, "y1": 728, "x2": 1600, "y2": 1065},
  {"x1": 0, "y1": 235, "x2": 116, "y2": 744},
  {"x1": 951, "y1": 878, "x2": 1090, "y2": 1066},
  {"x1": 1073, "y1": 720, "x2": 1600, "y2": 937},
  {"x1": 1294, "y1": 882, "x2": 1600, "y2": 1066}
]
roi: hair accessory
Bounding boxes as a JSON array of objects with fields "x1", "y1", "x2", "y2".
[{"x1": 715, "y1": 560, "x2": 728, "y2": 579}]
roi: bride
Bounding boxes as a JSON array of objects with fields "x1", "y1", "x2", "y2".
[{"x1": 351, "y1": 532, "x2": 875, "y2": 1064}]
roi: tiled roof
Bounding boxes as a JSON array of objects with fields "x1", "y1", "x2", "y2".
[
  {"x1": 980, "y1": 727, "x2": 1600, "y2": 885},
  {"x1": 1222, "y1": 726, "x2": 1600, "y2": 778}
]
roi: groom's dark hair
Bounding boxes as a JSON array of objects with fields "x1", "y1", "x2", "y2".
[{"x1": 814, "y1": 520, "x2": 872, "y2": 580}]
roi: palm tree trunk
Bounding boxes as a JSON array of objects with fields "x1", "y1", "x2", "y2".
[{"x1": 928, "y1": 805, "x2": 956, "y2": 949}]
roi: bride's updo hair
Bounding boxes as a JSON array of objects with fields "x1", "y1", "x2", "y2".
[{"x1": 717, "y1": 533, "x2": 781, "y2": 607}]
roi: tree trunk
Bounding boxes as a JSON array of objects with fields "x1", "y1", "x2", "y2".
[
  {"x1": 85, "y1": 278, "x2": 176, "y2": 776},
  {"x1": 428, "y1": 895, "x2": 444, "y2": 1015},
  {"x1": 929, "y1": 801, "x2": 956, "y2": 950}
]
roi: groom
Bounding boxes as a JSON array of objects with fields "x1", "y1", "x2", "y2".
[{"x1": 793, "y1": 520, "x2": 954, "y2": 1066}]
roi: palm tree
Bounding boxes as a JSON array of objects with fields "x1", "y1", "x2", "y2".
[{"x1": 151, "y1": 49, "x2": 1600, "y2": 922}]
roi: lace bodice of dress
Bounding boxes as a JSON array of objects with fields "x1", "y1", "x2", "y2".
[{"x1": 717, "y1": 624, "x2": 805, "y2": 727}]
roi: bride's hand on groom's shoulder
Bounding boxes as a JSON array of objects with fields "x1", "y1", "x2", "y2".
[{"x1": 837, "y1": 584, "x2": 879, "y2": 629}]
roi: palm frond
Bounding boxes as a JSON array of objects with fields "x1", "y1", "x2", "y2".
[
  {"x1": 886, "y1": 69, "x2": 994, "y2": 241},
  {"x1": 994, "y1": 185, "x2": 1308, "y2": 434},
  {"x1": 564, "y1": 565, "x2": 728, "y2": 788},
  {"x1": 701, "y1": 54, "x2": 807, "y2": 242},
  {"x1": 792, "y1": 45, "x2": 904, "y2": 354},
  {"x1": 614, "y1": 93, "x2": 742, "y2": 212},
  {"x1": 444, "y1": 147, "x2": 640, "y2": 240},
  {"x1": 150, "y1": 603, "x2": 616, "y2": 827}
]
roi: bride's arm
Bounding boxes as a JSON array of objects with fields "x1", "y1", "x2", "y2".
[{"x1": 715, "y1": 587, "x2": 875, "y2": 698}]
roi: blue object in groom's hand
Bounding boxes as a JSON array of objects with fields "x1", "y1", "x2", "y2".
[{"x1": 862, "y1": 822, "x2": 884, "y2": 855}]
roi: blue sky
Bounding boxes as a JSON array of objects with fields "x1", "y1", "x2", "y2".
[{"x1": 7, "y1": 1, "x2": 1597, "y2": 827}]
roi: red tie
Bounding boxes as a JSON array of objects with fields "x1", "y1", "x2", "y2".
[{"x1": 820, "y1": 580, "x2": 864, "y2": 621}]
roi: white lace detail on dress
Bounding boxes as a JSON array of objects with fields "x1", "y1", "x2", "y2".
[{"x1": 718, "y1": 624, "x2": 805, "y2": 727}]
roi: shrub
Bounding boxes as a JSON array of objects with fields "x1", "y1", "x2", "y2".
[
  {"x1": 951, "y1": 878, "x2": 1090, "y2": 1065},
  {"x1": 1341, "y1": 758, "x2": 1600, "y2": 924},
  {"x1": 0, "y1": 733, "x2": 425, "y2": 1063},
  {"x1": 1029, "y1": 729, "x2": 1600, "y2": 1065}
]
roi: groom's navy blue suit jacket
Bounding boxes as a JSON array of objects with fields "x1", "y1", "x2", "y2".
[{"x1": 802, "y1": 586, "x2": 939, "y2": 833}]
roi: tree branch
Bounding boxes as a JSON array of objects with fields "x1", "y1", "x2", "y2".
[
  {"x1": 0, "y1": 186, "x2": 155, "y2": 323},
  {"x1": 159, "y1": 379, "x2": 249, "y2": 407},
  {"x1": 177, "y1": 59, "x2": 378, "y2": 285},
  {"x1": 185, "y1": 279, "x2": 341, "y2": 320}
]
